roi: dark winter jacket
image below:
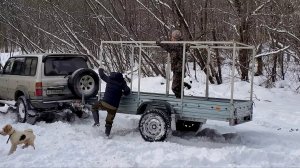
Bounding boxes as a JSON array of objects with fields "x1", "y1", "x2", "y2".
[
  {"x1": 99, "y1": 68, "x2": 130, "y2": 108},
  {"x1": 157, "y1": 42, "x2": 189, "y2": 73}
]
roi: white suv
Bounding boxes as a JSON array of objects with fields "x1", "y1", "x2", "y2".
[{"x1": 0, "y1": 53, "x2": 99, "y2": 124}]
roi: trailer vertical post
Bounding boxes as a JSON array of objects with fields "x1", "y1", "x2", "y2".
[
  {"x1": 181, "y1": 43, "x2": 186, "y2": 111},
  {"x1": 205, "y1": 46, "x2": 211, "y2": 98},
  {"x1": 250, "y1": 47, "x2": 256, "y2": 101},
  {"x1": 230, "y1": 42, "x2": 237, "y2": 104},
  {"x1": 130, "y1": 46, "x2": 134, "y2": 91},
  {"x1": 166, "y1": 53, "x2": 171, "y2": 96},
  {"x1": 98, "y1": 41, "x2": 103, "y2": 101},
  {"x1": 138, "y1": 43, "x2": 142, "y2": 102}
]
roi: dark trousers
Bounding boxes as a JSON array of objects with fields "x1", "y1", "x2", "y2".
[
  {"x1": 92, "y1": 101, "x2": 117, "y2": 125},
  {"x1": 172, "y1": 72, "x2": 182, "y2": 98}
]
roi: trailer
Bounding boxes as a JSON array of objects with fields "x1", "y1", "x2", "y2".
[{"x1": 99, "y1": 41, "x2": 255, "y2": 142}]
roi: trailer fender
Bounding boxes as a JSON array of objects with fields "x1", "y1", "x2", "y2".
[{"x1": 137, "y1": 101, "x2": 174, "y2": 117}]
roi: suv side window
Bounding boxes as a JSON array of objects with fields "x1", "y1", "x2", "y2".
[
  {"x1": 3, "y1": 57, "x2": 38, "y2": 76},
  {"x1": 11, "y1": 58, "x2": 25, "y2": 75},
  {"x1": 3, "y1": 58, "x2": 15, "y2": 74},
  {"x1": 24, "y1": 57, "x2": 38, "y2": 76}
]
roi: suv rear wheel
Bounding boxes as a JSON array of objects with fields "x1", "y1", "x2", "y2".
[
  {"x1": 68, "y1": 68, "x2": 99, "y2": 99},
  {"x1": 16, "y1": 96, "x2": 28, "y2": 123}
]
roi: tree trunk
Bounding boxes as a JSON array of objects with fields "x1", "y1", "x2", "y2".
[
  {"x1": 255, "y1": 57, "x2": 263, "y2": 76},
  {"x1": 4, "y1": 38, "x2": 9, "y2": 52},
  {"x1": 255, "y1": 45, "x2": 263, "y2": 76},
  {"x1": 212, "y1": 29, "x2": 222, "y2": 84},
  {"x1": 233, "y1": 0, "x2": 251, "y2": 81},
  {"x1": 271, "y1": 54, "x2": 277, "y2": 82},
  {"x1": 238, "y1": 18, "x2": 251, "y2": 81}
]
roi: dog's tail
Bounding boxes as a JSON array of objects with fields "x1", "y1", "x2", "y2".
[{"x1": 24, "y1": 129, "x2": 34, "y2": 133}]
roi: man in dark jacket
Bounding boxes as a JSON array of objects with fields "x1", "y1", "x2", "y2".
[
  {"x1": 92, "y1": 68, "x2": 131, "y2": 137},
  {"x1": 157, "y1": 30, "x2": 191, "y2": 98}
]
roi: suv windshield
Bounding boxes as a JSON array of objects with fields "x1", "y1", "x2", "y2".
[{"x1": 45, "y1": 57, "x2": 88, "y2": 76}]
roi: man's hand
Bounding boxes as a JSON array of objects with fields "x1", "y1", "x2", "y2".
[
  {"x1": 156, "y1": 40, "x2": 161, "y2": 45},
  {"x1": 98, "y1": 68, "x2": 104, "y2": 74}
]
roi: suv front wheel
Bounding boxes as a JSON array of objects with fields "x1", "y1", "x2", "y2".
[
  {"x1": 16, "y1": 96, "x2": 28, "y2": 123},
  {"x1": 68, "y1": 68, "x2": 99, "y2": 99}
]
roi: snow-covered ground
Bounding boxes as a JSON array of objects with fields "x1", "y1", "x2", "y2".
[
  {"x1": 0, "y1": 54, "x2": 8, "y2": 68},
  {"x1": 0, "y1": 53, "x2": 300, "y2": 167}
]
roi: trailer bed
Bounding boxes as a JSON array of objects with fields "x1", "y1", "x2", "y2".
[{"x1": 112, "y1": 91, "x2": 253, "y2": 126}]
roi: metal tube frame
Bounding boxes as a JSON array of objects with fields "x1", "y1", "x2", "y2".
[
  {"x1": 101, "y1": 41, "x2": 252, "y2": 47},
  {"x1": 99, "y1": 41, "x2": 256, "y2": 106}
]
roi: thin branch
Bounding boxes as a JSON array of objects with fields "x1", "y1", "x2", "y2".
[
  {"x1": 251, "y1": 0, "x2": 271, "y2": 15},
  {"x1": 0, "y1": 14, "x2": 44, "y2": 52},
  {"x1": 255, "y1": 45, "x2": 290, "y2": 58},
  {"x1": 94, "y1": 0, "x2": 130, "y2": 36},
  {"x1": 261, "y1": 24, "x2": 300, "y2": 42},
  {"x1": 135, "y1": 0, "x2": 171, "y2": 30}
]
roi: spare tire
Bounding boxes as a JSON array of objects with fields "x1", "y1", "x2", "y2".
[{"x1": 68, "y1": 68, "x2": 99, "y2": 99}]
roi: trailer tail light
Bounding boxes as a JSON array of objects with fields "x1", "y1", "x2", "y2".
[{"x1": 35, "y1": 82, "x2": 43, "y2": 96}]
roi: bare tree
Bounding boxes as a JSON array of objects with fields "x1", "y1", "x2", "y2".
[{"x1": 0, "y1": 0, "x2": 299, "y2": 86}]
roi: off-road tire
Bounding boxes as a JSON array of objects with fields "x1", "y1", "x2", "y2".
[
  {"x1": 139, "y1": 109, "x2": 170, "y2": 142},
  {"x1": 68, "y1": 68, "x2": 99, "y2": 99},
  {"x1": 16, "y1": 96, "x2": 28, "y2": 123}
]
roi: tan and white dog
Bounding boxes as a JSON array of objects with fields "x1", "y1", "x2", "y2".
[{"x1": 0, "y1": 124, "x2": 36, "y2": 155}]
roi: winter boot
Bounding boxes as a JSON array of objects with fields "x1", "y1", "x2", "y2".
[
  {"x1": 93, "y1": 123, "x2": 100, "y2": 127},
  {"x1": 105, "y1": 124, "x2": 112, "y2": 137},
  {"x1": 92, "y1": 111, "x2": 100, "y2": 127}
]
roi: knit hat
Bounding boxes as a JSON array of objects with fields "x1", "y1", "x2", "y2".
[{"x1": 171, "y1": 30, "x2": 182, "y2": 40}]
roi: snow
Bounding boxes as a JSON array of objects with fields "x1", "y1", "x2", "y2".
[
  {"x1": 0, "y1": 53, "x2": 12, "y2": 67},
  {"x1": 0, "y1": 56, "x2": 300, "y2": 167}
]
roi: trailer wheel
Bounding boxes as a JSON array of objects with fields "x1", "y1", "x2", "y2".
[
  {"x1": 176, "y1": 120, "x2": 202, "y2": 132},
  {"x1": 16, "y1": 96, "x2": 28, "y2": 123},
  {"x1": 139, "y1": 109, "x2": 170, "y2": 142}
]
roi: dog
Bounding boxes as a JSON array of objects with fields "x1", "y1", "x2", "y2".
[{"x1": 0, "y1": 124, "x2": 36, "y2": 155}]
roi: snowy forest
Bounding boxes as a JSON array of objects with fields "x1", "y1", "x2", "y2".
[
  {"x1": 0, "y1": 0, "x2": 300, "y2": 87},
  {"x1": 1, "y1": 1, "x2": 300, "y2": 167}
]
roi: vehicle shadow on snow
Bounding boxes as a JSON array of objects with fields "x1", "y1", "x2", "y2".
[
  {"x1": 96, "y1": 124, "x2": 243, "y2": 146},
  {"x1": 169, "y1": 128, "x2": 242, "y2": 146},
  {"x1": 196, "y1": 128, "x2": 241, "y2": 143}
]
